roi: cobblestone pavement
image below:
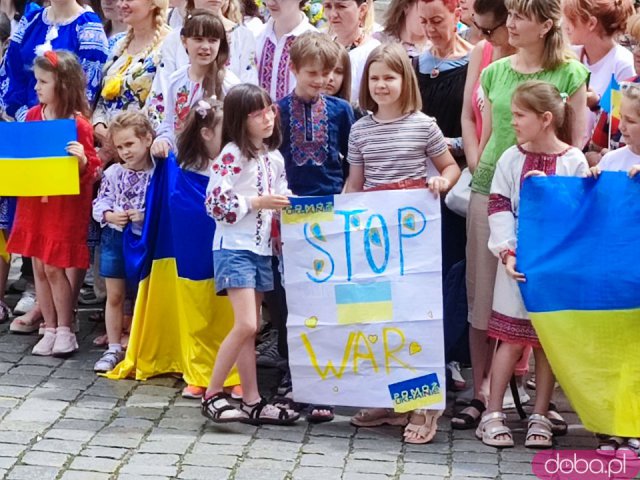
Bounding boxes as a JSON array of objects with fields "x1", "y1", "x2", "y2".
[{"x1": 0, "y1": 270, "x2": 596, "y2": 480}]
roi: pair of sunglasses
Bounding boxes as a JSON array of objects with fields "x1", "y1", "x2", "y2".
[{"x1": 472, "y1": 18, "x2": 506, "y2": 38}]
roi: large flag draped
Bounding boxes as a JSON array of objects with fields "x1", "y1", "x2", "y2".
[
  {"x1": 106, "y1": 154, "x2": 239, "y2": 388},
  {"x1": 0, "y1": 120, "x2": 79, "y2": 196},
  {"x1": 518, "y1": 173, "x2": 640, "y2": 437}
]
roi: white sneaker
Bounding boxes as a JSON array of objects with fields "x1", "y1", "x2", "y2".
[
  {"x1": 13, "y1": 290, "x2": 36, "y2": 316},
  {"x1": 503, "y1": 385, "x2": 531, "y2": 409},
  {"x1": 94, "y1": 350, "x2": 124, "y2": 373},
  {"x1": 32, "y1": 329, "x2": 56, "y2": 356}
]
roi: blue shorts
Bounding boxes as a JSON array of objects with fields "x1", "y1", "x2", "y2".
[
  {"x1": 99, "y1": 227, "x2": 125, "y2": 279},
  {"x1": 213, "y1": 249, "x2": 274, "y2": 295}
]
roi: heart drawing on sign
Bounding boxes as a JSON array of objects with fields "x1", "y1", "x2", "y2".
[
  {"x1": 304, "y1": 316, "x2": 319, "y2": 329},
  {"x1": 409, "y1": 342, "x2": 422, "y2": 355},
  {"x1": 368, "y1": 335, "x2": 378, "y2": 344}
]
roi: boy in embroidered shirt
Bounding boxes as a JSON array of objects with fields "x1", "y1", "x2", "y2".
[
  {"x1": 278, "y1": 31, "x2": 355, "y2": 196},
  {"x1": 256, "y1": 0, "x2": 316, "y2": 101}
]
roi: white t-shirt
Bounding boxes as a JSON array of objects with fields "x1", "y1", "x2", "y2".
[{"x1": 599, "y1": 146, "x2": 640, "y2": 172}]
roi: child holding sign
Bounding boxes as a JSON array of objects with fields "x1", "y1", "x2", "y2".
[
  {"x1": 202, "y1": 84, "x2": 299, "y2": 425},
  {"x1": 477, "y1": 81, "x2": 589, "y2": 449},
  {"x1": 344, "y1": 42, "x2": 459, "y2": 444},
  {"x1": 7, "y1": 50, "x2": 100, "y2": 356}
]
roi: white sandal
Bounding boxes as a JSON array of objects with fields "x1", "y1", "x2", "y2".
[
  {"x1": 403, "y1": 409, "x2": 443, "y2": 444},
  {"x1": 525, "y1": 413, "x2": 554, "y2": 449},
  {"x1": 475, "y1": 411, "x2": 514, "y2": 448}
]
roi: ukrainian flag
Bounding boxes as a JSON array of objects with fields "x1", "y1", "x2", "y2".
[
  {"x1": 106, "y1": 154, "x2": 239, "y2": 388},
  {"x1": 518, "y1": 173, "x2": 640, "y2": 437},
  {"x1": 335, "y1": 281, "x2": 393, "y2": 325},
  {"x1": 0, "y1": 120, "x2": 79, "y2": 196}
]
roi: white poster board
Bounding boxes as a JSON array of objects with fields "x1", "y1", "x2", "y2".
[{"x1": 282, "y1": 189, "x2": 445, "y2": 411}]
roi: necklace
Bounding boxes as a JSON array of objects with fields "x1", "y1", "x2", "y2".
[{"x1": 429, "y1": 46, "x2": 455, "y2": 78}]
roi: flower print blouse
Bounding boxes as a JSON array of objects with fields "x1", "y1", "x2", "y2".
[
  {"x1": 205, "y1": 142, "x2": 291, "y2": 256},
  {"x1": 0, "y1": 5, "x2": 108, "y2": 120},
  {"x1": 92, "y1": 36, "x2": 164, "y2": 127}
]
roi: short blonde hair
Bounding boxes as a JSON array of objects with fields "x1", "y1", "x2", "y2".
[
  {"x1": 290, "y1": 31, "x2": 340, "y2": 71},
  {"x1": 627, "y1": 13, "x2": 640, "y2": 40},
  {"x1": 359, "y1": 42, "x2": 421, "y2": 113}
]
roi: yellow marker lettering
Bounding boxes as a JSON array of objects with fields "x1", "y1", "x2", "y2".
[
  {"x1": 383, "y1": 327, "x2": 415, "y2": 374},
  {"x1": 301, "y1": 332, "x2": 354, "y2": 380},
  {"x1": 352, "y1": 331, "x2": 379, "y2": 374}
]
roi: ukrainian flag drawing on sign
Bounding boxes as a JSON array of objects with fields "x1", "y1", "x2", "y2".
[
  {"x1": 335, "y1": 281, "x2": 393, "y2": 324},
  {"x1": 282, "y1": 195, "x2": 334, "y2": 224},
  {"x1": 0, "y1": 120, "x2": 79, "y2": 196},
  {"x1": 518, "y1": 172, "x2": 640, "y2": 437},
  {"x1": 106, "y1": 154, "x2": 239, "y2": 388}
]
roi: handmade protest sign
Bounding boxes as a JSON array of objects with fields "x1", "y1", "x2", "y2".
[
  {"x1": 0, "y1": 120, "x2": 79, "y2": 196},
  {"x1": 282, "y1": 189, "x2": 445, "y2": 410}
]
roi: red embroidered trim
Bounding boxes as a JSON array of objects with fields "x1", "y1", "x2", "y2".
[
  {"x1": 518, "y1": 145, "x2": 571, "y2": 189},
  {"x1": 488, "y1": 193, "x2": 511, "y2": 216},
  {"x1": 488, "y1": 310, "x2": 541, "y2": 348}
]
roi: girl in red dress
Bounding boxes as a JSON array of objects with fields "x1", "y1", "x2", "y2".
[{"x1": 7, "y1": 50, "x2": 100, "y2": 357}]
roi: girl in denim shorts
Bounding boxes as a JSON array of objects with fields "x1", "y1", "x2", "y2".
[{"x1": 202, "y1": 84, "x2": 299, "y2": 425}]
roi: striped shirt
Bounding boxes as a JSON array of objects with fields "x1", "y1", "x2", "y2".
[{"x1": 347, "y1": 112, "x2": 448, "y2": 189}]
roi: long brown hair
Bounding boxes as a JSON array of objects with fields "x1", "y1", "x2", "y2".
[
  {"x1": 33, "y1": 50, "x2": 90, "y2": 119},
  {"x1": 512, "y1": 80, "x2": 574, "y2": 144},
  {"x1": 177, "y1": 97, "x2": 223, "y2": 171},
  {"x1": 222, "y1": 84, "x2": 282, "y2": 160},
  {"x1": 181, "y1": 10, "x2": 229, "y2": 100},
  {"x1": 332, "y1": 45, "x2": 352, "y2": 102}
]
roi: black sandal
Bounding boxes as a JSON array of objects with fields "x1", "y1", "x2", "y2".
[
  {"x1": 547, "y1": 402, "x2": 568, "y2": 436},
  {"x1": 451, "y1": 398, "x2": 486, "y2": 430},
  {"x1": 201, "y1": 392, "x2": 246, "y2": 423},
  {"x1": 307, "y1": 405, "x2": 335, "y2": 423},
  {"x1": 240, "y1": 397, "x2": 300, "y2": 426}
]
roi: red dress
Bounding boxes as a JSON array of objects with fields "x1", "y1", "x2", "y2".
[{"x1": 7, "y1": 105, "x2": 100, "y2": 269}]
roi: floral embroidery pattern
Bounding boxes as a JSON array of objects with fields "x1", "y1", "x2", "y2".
[
  {"x1": 258, "y1": 38, "x2": 275, "y2": 93},
  {"x1": 290, "y1": 94, "x2": 329, "y2": 166},
  {"x1": 518, "y1": 145, "x2": 567, "y2": 189},
  {"x1": 174, "y1": 83, "x2": 199, "y2": 131},
  {"x1": 488, "y1": 194, "x2": 511, "y2": 216},
  {"x1": 147, "y1": 91, "x2": 165, "y2": 128},
  {"x1": 276, "y1": 36, "x2": 295, "y2": 101},
  {"x1": 205, "y1": 186, "x2": 240, "y2": 224},
  {"x1": 211, "y1": 153, "x2": 242, "y2": 177}
]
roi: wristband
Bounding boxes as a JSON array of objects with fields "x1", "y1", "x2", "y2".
[{"x1": 500, "y1": 249, "x2": 516, "y2": 264}]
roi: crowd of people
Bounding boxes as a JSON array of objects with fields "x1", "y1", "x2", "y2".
[{"x1": 0, "y1": 0, "x2": 638, "y2": 454}]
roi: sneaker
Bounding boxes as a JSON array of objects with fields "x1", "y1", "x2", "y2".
[
  {"x1": 503, "y1": 385, "x2": 531, "y2": 409},
  {"x1": 277, "y1": 371, "x2": 292, "y2": 397},
  {"x1": 182, "y1": 385, "x2": 206, "y2": 399},
  {"x1": 8, "y1": 276, "x2": 29, "y2": 293},
  {"x1": 256, "y1": 332, "x2": 287, "y2": 369},
  {"x1": 52, "y1": 329, "x2": 78, "y2": 357},
  {"x1": 255, "y1": 328, "x2": 277, "y2": 354},
  {"x1": 32, "y1": 329, "x2": 56, "y2": 356},
  {"x1": 93, "y1": 349, "x2": 124, "y2": 373},
  {"x1": 13, "y1": 289, "x2": 36, "y2": 316}
]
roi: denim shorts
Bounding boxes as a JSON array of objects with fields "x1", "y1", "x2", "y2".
[
  {"x1": 213, "y1": 249, "x2": 274, "y2": 295},
  {"x1": 99, "y1": 227, "x2": 125, "y2": 279}
]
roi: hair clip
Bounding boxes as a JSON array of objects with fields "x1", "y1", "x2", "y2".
[
  {"x1": 43, "y1": 50, "x2": 58, "y2": 67},
  {"x1": 559, "y1": 92, "x2": 568, "y2": 104},
  {"x1": 195, "y1": 99, "x2": 212, "y2": 118}
]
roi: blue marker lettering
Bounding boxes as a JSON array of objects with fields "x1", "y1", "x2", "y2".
[{"x1": 397, "y1": 207, "x2": 427, "y2": 275}]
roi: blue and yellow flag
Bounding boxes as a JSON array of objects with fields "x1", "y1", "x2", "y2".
[
  {"x1": 518, "y1": 173, "x2": 640, "y2": 437},
  {"x1": 0, "y1": 120, "x2": 79, "y2": 196},
  {"x1": 106, "y1": 154, "x2": 239, "y2": 388}
]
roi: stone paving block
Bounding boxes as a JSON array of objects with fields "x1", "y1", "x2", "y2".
[
  {"x1": 299, "y1": 453, "x2": 345, "y2": 468},
  {"x1": 89, "y1": 432, "x2": 144, "y2": 449},
  {"x1": 254, "y1": 426, "x2": 307, "y2": 443},
  {"x1": 8, "y1": 366, "x2": 54, "y2": 377},
  {"x1": 42, "y1": 377, "x2": 94, "y2": 391},
  {"x1": 75, "y1": 395, "x2": 119, "y2": 410},
  {"x1": 0, "y1": 456, "x2": 17, "y2": 468},
  {"x1": 178, "y1": 466, "x2": 232, "y2": 479},
  {"x1": 109, "y1": 417, "x2": 155, "y2": 430},
  {"x1": 0, "y1": 397, "x2": 20, "y2": 409},
  {"x1": 133, "y1": 385, "x2": 178, "y2": 397},
  {"x1": 233, "y1": 467, "x2": 289, "y2": 480},
  {"x1": 119, "y1": 463, "x2": 179, "y2": 477},
  {"x1": 182, "y1": 453, "x2": 238, "y2": 468},
  {"x1": 500, "y1": 474, "x2": 537, "y2": 480},
  {"x1": 141, "y1": 377, "x2": 179, "y2": 388},
  {"x1": 117, "y1": 475, "x2": 174, "y2": 480},
  {"x1": 451, "y1": 439, "x2": 503, "y2": 453},
  {"x1": 69, "y1": 456, "x2": 120, "y2": 473},
  {"x1": 28, "y1": 387, "x2": 82, "y2": 402},
  {"x1": 352, "y1": 439, "x2": 402, "y2": 453},
  {"x1": 309, "y1": 421, "x2": 355, "y2": 438},
  {"x1": 117, "y1": 407, "x2": 165, "y2": 420},
  {"x1": 80, "y1": 446, "x2": 129, "y2": 460},
  {"x1": 0, "y1": 374, "x2": 45, "y2": 387},
  {"x1": 191, "y1": 442, "x2": 245, "y2": 456},
  {"x1": 4, "y1": 408, "x2": 60, "y2": 423},
  {"x1": 344, "y1": 459, "x2": 398, "y2": 475},
  {"x1": 0, "y1": 386, "x2": 33, "y2": 398},
  {"x1": 291, "y1": 466, "x2": 343, "y2": 480},
  {"x1": 199, "y1": 428, "x2": 256, "y2": 445},
  {"x1": 342, "y1": 473, "x2": 392, "y2": 480},
  {"x1": 350, "y1": 450, "x2": 401, "y2": 462},
  {"x1": 405, "y1": 441, "x2": 452, "y2": 455},
  {"x1": 353, "y1": 425, "x2": 404, "y2": 440},
  {"x1": 237, "y1": 458, "x2": 296, "y2": 471},
  {"x1": 500, "y1": 450, "x2": 536, "y2": 463},
  {"x1": 0, "y1": 362, "x2": 15, "y2": 373},
  {"x1": 60, "y1": 471, "x2": 111, "y2": 480},
  {"x1": 451, "y1": 451, "x2": 497, "y2": 464},
  {"x1": 398, "y1": 475, "x2": 447, "y2": 480},
  {"x1": 0, "y1": 442, "x2": 27, "y2": 457},
  {"x1": 0, "y1": 420, "x2": 52, "y2": 433},
  {"x1": 45, "y1": 428, "x2": 97, "y2": 443},
  {"x1": 64, "y1": 406, "x2": 113, "y2": 421},
  {"x1": 128, "y1": 453, "x2": 180, "y2": 466},
  {"x1": 403, "y1": 452, "x2": 449, "y2": 465},
  {"x1": 402, "y1": 462, "x2": 450, "y2": 476},
  {"x1": 7, "y1": 465, "x2": 60, "y2": 480},
  {"x1": 0, "y1": 342, "x2": 32, "y2": 354},
  {"x1": 302, "y1": 437, "x2": 351, "y2": 455},
  {"x1": 137, "y1": 439, "x2": 194, "y2": 455},
  {"x1": 0, "y1": 430, "x2": 36, "y2": 444},
  {"x1": 50, "y1": 369, "x2": 96, "y2": 381},
  {"x1": 17, "y1": 356, "x2": 63, "y2": 367},
  {"x1": 157, "y1": 417, "x2": 205, "y2": 430},
  {"x1": 125, "y1": 394, "x2": 171, "y2": 409},
  {"x1": 450, "y1": 461, "x2": 500, "y2": 477},
  {"x1": 500, "y1": 460, "x2": 536, "y2": 475},
  {"x1": 31, "y1": 439, "x2": 84, "y2": 455},
  {"x1": 21, "y1": 451, "x2": 70, "y2": 468}
]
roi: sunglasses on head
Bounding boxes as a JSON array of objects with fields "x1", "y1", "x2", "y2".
[{"x1": 472, "y1": 17, "x2": 506, "y2": 37}]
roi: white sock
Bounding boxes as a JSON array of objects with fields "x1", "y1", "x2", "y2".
[{"x1": 108, "y1": 344, "x2": 122, "y2": 353}]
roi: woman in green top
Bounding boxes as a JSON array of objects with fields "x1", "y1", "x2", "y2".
[{"x1": 459, "y1": 0, "x2": 588, "y2": 434}]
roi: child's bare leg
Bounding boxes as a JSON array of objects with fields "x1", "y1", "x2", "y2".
[
  {"x1": 528, "y1": 348, "x2": 555, "y2": 442},
  {"x1": 43, "y1": 264, "x2": 73, "y2": 328},
  {"x1": 33, "y1": 258, "x2": 56, "y2": 329},
  {"x1": 206, "y1": 288, "x2": 259, "y2": 398},
  {"x1": 486, "y1": 342, "x2": 524, "y2": 441},
  {"x1": 105, "y1": 278, "x2": 125, "y2": 345},
  {"x1": 65, "y1": 267, "x2": 86, "y2": 309}
]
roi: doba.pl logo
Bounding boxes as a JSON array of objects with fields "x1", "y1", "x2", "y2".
[{"x1": 532, "y1": 450, "x2": 640, "y2": 479}]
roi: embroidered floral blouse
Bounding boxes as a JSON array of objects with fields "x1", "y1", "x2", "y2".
[
  {"x1": 92, "y1": 162, "x2": 155, "y2": 235},
  {"x1": 255, "y1": 15, "x2": 316, "y2": 101},
  {"x1": 278, "y1": 93, "x2": 354, "y2": 196},
  {"x1": 205, "y1": 143, "x2": 290, "y2": 256},
  {"x1": 0, "y1": 6, "x2": 108, "y2": 120},
  {"x1": 147, "y1": 64, "x2": 240, "y2": 150},
  {"x1": 92, "y1": 37, "x2": 164, "y2": 127}
]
